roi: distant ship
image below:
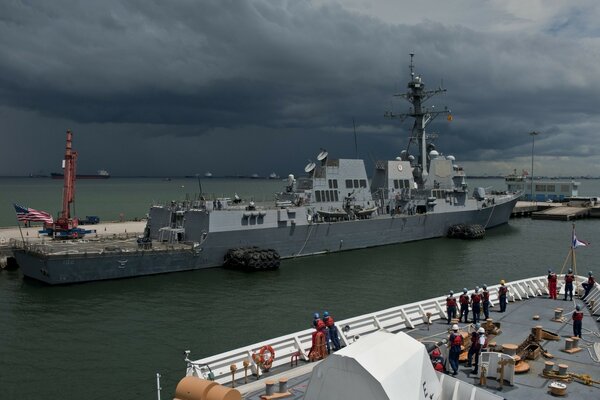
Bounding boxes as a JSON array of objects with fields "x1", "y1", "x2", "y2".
[
  {"x1": 505, "y1": 169, "x2": 579, "y2": 201},
  {"x1": 268, "y1": 172, "x2": 280, "y2": 179},
  {"x1": 50, "y1": 169, "x2": 110, "y2": 179},
  {"x1": 204, "y1": 172, "x2": 213, "y2": 178}
]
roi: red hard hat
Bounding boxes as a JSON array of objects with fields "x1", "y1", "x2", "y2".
[{"x1": 431, "y1": 349, "x2": 441, "y2": 358}]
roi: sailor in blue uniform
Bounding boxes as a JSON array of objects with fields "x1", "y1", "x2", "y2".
[
  {"x1": 448, "y1": 324, "x2": 462, "y2": 376},
  {"x1": 471, "y1": 287, "x2": 481, "y2": 324},
  {"x1": 322, "y1": 311, "x2": 341, "y2": 353},
  {"x1": 481, "y1": 284, "x2": 490, "y2": 320}
]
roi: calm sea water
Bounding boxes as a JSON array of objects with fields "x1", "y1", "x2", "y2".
[{"x1": 1, "y1": 177, "x2": 599, "y2": 399}]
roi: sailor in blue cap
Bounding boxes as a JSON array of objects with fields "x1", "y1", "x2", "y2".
[
  {"x1": 564, "y1": 269, "x2": 575, "y2": 301},
  {"x1": 322, "y1": 311, "x2": 341, "y2": 353},
  {"x1": 312, "y1": 312, "x2": 320, "y2": 328}
]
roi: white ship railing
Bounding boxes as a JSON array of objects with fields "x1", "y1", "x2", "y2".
[{"x1": 186, "y1": 274, "x2": 592, "y2": 385}]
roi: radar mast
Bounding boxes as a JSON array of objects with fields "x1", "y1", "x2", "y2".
[{"x1": 385, "y1": 54, "x2": 451, "y2": 188}]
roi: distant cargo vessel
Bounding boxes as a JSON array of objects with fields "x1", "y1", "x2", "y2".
[{"x1": 50, "y1": 170, "x2": 110, "y2": 179}]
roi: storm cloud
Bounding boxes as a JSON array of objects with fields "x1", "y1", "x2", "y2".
[{"x1": 1, "y1": 0, "x2": 600, "y2": 177}]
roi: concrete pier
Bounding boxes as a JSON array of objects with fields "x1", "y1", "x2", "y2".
[{"x1": 511, "y1": 201, "x2": 600, "y2": 221}]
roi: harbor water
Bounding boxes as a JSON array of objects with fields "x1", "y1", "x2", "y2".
[{"x1": 1, "y1": 177, "x2": 600, "y2": 399}]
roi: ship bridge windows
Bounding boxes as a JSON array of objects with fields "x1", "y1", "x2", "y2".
[
  {"x1": 345, "y1": 179, "x2": 367, "y2": 189},
  {"x1": 315, "y1": 190, "x2": 339, "y2": 202},
  {"x1": 328, "y1": 179, "x2": 338, "y2": 189},
  {"x1": 431, "y1": 189, "x2": 448, "y2": 199},
  {"x1": 393, "y1": 179, "x2": 410, "y2": 189}
]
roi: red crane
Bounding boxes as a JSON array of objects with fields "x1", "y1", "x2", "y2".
[
  {"x1": 56, "y1": 129, "x2": 78, "y2": 228},
  {"x1": 43, "y1": 129, "x2": 92, "y2": 239}
]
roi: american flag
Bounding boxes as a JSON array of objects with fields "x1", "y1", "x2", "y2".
[{"x1": 13, "y1": 204, "x2": 54, "y2": 224}]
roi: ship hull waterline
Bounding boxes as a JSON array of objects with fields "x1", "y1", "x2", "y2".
[{"x1": 14, "y1": 197, "x2": 517, "y2": 285}]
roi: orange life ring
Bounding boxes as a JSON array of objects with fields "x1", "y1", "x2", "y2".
[{"x1": 254, "y1": 345, "x2": 275, "y2": 371}]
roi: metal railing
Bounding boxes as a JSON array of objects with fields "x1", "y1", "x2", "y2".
[{"x1": 186, "y1": 275, "x2": 590, "y2": 385}]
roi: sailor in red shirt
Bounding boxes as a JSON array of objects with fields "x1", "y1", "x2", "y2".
[
  {"x1": 582, "y1": 271, "x2": 596, "y2": 300},
  {"x1": 459, "y1": 288, "x2": 470, "y2": 323},
  {"x1": 547, "y1": 269, "x2": 558, "y2": 299},
  {"x1": 564, "y1": 269, "x2": 575, "y2": 301},
  {"x1": 446, "y1": 290, "x2": 457, "y2": 324},
  {"x1": 572, "y1": 305, "x2": 584, "y2": 338},
  {"x1": 498, "y1": 280, "x2": 508, "y2": 312},
  {"x1": 322, "y1": 311, "x2": 341, "y2": 352}
]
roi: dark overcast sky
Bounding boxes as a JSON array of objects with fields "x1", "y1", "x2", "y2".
[{"x1": 1, "y1": 0, "x2": 599, "y2": 177}]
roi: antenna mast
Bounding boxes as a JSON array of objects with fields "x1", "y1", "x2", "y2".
[{"x1": 385, "y1": 54, "x2": 450, "y2": 187}]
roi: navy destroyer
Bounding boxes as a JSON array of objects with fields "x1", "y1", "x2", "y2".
[{"x1": 13, "y1": 56, "x2": 520, "y2": 284}]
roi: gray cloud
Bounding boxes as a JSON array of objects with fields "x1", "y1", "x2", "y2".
[{"x1": 1, "y1": 0, "x2": 600, "y2": 177}]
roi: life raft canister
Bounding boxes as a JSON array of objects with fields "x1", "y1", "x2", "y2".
[{"x1": 253, "y1": 345, "x2": 276, "y2": 371}]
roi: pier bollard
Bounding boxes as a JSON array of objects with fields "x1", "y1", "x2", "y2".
[
  {"x1": 265, "y1": 380, "x2": 276, "y2": 396},
  {"x1": 571, "y1": 337, "x2": 580, "y2": 348},
  {"x1": 278, "y1": 378, "x2": 288, "y2": 393},
  {"x1": 552, "y1": 308, "x2": 563, "y2": 321},
  {"x1": 564, "y1": 338, "x2": 573, "y2": 351},
  {"x1": 549, "y1": 381, "x2": 567, "y2": 396},
  {"x1": 502, "y1": 344, "x2": 518, "y2": 356},
  {"x1": 543, "y1": 361, "x2": 555, "y2": 374},
  {"x1": 558, "y1": 364, "x2": 568, "y2": 376}
]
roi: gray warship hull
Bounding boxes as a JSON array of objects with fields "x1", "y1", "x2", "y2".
[{"x1": 14, "y1": 196, "x2": 517, "y2": 285}]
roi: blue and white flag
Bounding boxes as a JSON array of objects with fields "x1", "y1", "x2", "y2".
[{"x1": 572, "y1": 234, "x2": 589, "y2": 248}]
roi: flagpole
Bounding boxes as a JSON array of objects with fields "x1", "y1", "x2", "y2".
[
  {"x1": 571, "y1": 223, "x2": 575, "y2": 271},
  {"x1": 572, "y1": 223, "x2": 579, "y2": 296},
  {"x1": 14, "y1": 208, "x2": 26, "y2": 246}
]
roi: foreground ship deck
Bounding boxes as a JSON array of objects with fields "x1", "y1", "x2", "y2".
[{"x1": 182, "y1": 275, "x2": 600, "y2": 400}]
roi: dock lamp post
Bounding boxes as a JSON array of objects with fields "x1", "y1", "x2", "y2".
[{"x1": 529, "y1": 131, "x2": 540, "y2": 202}]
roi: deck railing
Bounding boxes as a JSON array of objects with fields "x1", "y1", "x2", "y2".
[{"x1": 185, "y1": 274, "x2": 593, "y2": 385}]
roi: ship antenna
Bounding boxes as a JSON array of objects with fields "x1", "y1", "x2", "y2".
[
  {"x1": 353, "y1": 118, "x2": 359, "y2": 159},
  {"x1": 409, "y1": 53, "x2": 415, "y2": 76},
  {"x1": 196, "y1": 173, "x2": 203, "y2": 196}
]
